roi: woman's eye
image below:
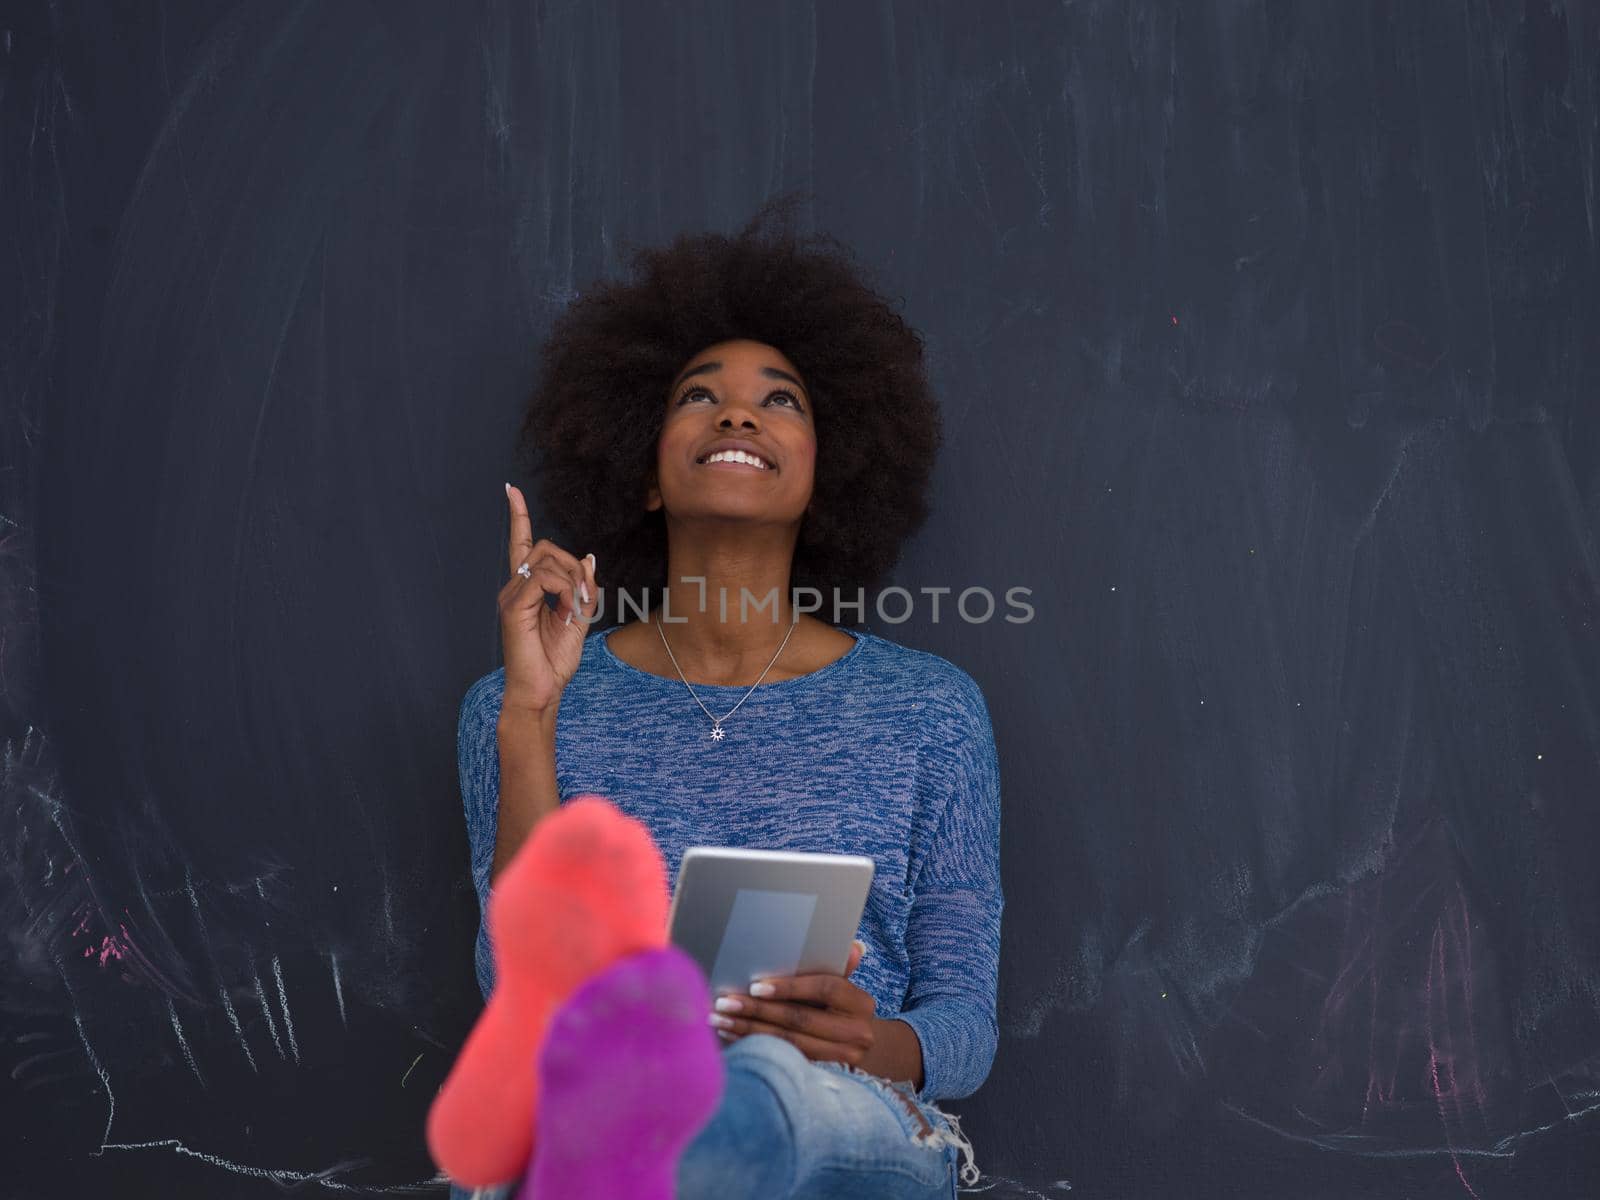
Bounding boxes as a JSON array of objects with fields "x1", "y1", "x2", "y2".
[{"x1": 767, "y1": 390, "x2": 802, "y2": 410}]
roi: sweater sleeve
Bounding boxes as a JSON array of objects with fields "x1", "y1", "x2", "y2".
[
  {"x1": 457, "y1": 671, "x2": 504, "y2": 1002},
  {"x1": 894, "y1": 670, "x2": 1005, "y2": 1102}
]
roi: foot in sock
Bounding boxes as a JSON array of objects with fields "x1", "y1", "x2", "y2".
[
  {"x1": 426, "y1": 795, "x2": 671, "y2": 1189},
  {"x1": 516, "y1": 945, "x2": 725, "y2": 1200}
]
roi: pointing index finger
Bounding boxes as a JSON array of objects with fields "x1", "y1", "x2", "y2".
[{"x1": 505, "y1": 482, "x2": 533, "y2": 576}]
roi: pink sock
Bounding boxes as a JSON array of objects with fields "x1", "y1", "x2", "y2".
[{"x1": 426, "y1": 795, "x2": 670, "y2": 1189}]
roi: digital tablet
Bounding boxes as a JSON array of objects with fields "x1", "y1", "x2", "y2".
[{"x1": 667, "y1": 847, "x2": 876, "y2": 996}]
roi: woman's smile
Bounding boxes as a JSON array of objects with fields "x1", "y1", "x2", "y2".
[
  {"x1": 701, "y1": 457, "x2": 772, "y2": 471},
  {"x1": 697, "y1": 445, "x2": 776, "y2": 472}
]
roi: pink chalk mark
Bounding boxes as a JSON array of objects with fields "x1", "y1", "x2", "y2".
[
  {"x1": 71, "y1": 908, "x2": 133, "y2": 968},
  {"x1": 1454, "y1": 885, "x2": 1487, "y2": 1110},
  {"x1": 1425, "y1": 916, "x2": 1482, "y2": 1200},
  {"x1": 90, "y1": 934, "x2": 128, "y2": 967}
]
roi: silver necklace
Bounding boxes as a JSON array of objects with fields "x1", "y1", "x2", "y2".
[{"x1": 654, "y1": 614, "x2": 799, "y2": 742}]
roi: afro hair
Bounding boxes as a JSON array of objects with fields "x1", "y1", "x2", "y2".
[{"x1": 516, "y1": 196, "x2": 943, "y2": 629}]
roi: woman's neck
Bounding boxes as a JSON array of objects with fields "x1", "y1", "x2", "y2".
[{"x1": 642, "y1": 525, "x2": 810, "y2": 681}]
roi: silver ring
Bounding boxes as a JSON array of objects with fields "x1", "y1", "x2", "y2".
[{"x1": 516, "y1": 562, "x2": 531, "y2": 580}]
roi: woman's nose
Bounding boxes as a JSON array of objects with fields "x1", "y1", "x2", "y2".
[{"x1": 717, "y1": 397, "x2": 760, "y2": 429}]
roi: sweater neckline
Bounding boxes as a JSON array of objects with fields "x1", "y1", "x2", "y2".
[{"x1": 592, "y1": 622, "x2": 868, "y2": 694}]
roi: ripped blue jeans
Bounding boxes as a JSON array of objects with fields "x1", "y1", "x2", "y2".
[{"x1": 446, "y1": 1033, "x2": 978, "y2": 1199}]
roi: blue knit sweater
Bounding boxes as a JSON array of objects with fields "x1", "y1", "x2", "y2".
[{"x1": 457, "y1": 622, "x2": 1003, "y2": 1101}]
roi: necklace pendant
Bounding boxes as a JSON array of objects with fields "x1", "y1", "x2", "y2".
[{"x1": 709, "y1": 723, "x2": 726, "y2": 742}]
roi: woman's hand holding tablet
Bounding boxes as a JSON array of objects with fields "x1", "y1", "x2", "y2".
[{"x1": 708, "y1": 938, "x2": 878, "y2": 1068}]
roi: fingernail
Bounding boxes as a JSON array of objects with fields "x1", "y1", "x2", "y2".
[
  {"x1": 714, "y1": 996, "x2": 744, "y2": 1014},
  {"x1": 504, "y1": 482, "x2": 511, "y2": 497},
  {"x1": 749, "y1": 981, "x2": 776, "y2": 998},
  {"x1": 579, "y1": 581, "x2": 591, "y2": 604},
  {"x1": 564, "y1": 611, "x2": 573, "y2": 626},
  {"x1": 708, "y1": 1013, "x2": 736, "y2": 1029},
  {"x1": 586, "y1": 552, "x2": 597, "y2": 571},
  {"x1": 853, "y1": 939, "x2": 868, "y2": 958}
]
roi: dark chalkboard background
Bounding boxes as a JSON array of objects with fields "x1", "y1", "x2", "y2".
[{"x1": 4, "y1": 2, "x2": 1598, "y2": 1197}]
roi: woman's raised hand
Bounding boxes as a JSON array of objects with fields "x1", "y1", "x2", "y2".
[{"x1": 498, "y1": 483, "x2": 598, "y2": 714}]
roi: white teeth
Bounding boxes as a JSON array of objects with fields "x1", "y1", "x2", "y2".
[{"x1": 704, "y1": 449, "x2": 769, "y2": 469}]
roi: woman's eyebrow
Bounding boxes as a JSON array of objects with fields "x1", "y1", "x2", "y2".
[
  {"x1": 672, "y1": 362, "x2": 721, "y2": 391},
  {"x1": 670, "y1": 362, "x2": 808, "y2": 394},
  {"x1": 761, "y1": 366, "x2": 807, "y2": 391}
]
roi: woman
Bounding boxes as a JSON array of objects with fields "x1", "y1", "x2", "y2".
[{"x1": 453, "y1": 205, "x2": 1003, "y2": 1198}]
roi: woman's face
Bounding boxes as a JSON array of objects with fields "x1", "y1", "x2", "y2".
[{"x1": 646, "y1": 338, "x2": 816, "y2": 529}]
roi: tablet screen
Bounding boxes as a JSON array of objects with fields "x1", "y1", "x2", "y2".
[
  {"x1": 709, "y1": 887, "x2": 818, "y2": 985},
  {"x1": 668, "y1": 847, "x2": 874, "y2": 993}
]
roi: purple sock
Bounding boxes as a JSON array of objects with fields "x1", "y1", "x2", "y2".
[{"x1": 516, "y1": 946, "x2": 725, "y2": 1200}]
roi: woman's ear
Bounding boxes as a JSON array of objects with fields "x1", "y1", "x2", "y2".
[{"x1": 644, "y1": 471, "x2": 662, "y2": 512}]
